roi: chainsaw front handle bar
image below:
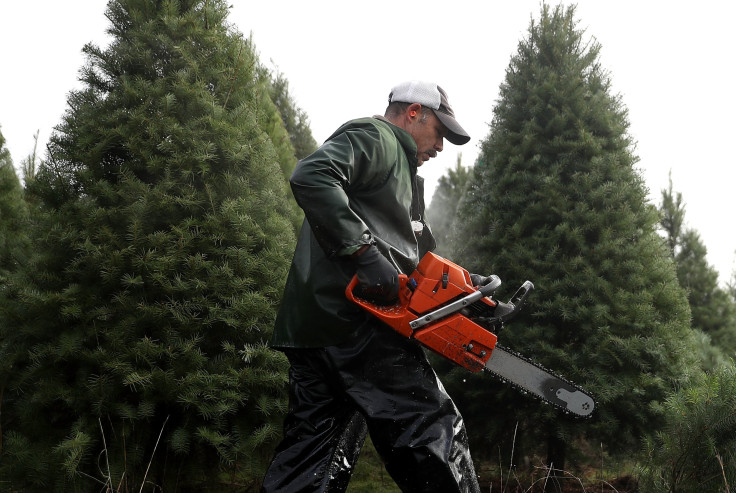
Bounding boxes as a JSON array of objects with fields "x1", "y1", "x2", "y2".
[{"x1": 477, "y1": 275, "x2": 502, "y2": 296}]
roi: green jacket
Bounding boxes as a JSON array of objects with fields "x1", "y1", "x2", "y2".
[{"x1": 271, "y1": 116, "x2": 436, "y2": 348}]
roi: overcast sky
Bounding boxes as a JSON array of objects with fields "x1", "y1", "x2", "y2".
[{"x1": 2, "y1": 1, "x2": 734, "y2": 283}]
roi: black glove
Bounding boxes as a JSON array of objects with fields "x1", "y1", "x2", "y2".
[
  {"x1": 352, "y1": 245, "x2": 399, "y2": 305},
  {"x1": 470, "y1": 273, "x2": 494, "y2": 287}
]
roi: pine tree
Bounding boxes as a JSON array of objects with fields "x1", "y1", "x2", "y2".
[
  {"x1": 257, "y1": 66, "x2": 316, "y2": 232},
  {"x1": 0, "y1": 126, "x2": 31, "y2": 477},
  {"x1": 20, "y1": 130, "x2": 41, "y2": 186},
  {"x1": 0, "y1": 124, "x2": 29, "y2": 278},
  {"x1": 426, "y1": 154, "x2": 469, "y2": 256},
  {"x1": 638, "y1": 363, "x2": 736, "y2": 493},
  {"x1": 659, "y1": 173, "x2": 685, "y2": 257},
  {"x1": 252, "y1": 65, "x2": 299, "y2": 184},
  {"x1": 0, "y1": 127, "x2": 30, "y2": 276},
  {"x1": 677, "y1": 231, "x2": 736, "y2": 349},
  {"x1": 659, "y1": 177, "x2": 736, "y2": 357},
  {"x1": 0, "y1": 126, "x2": 31, "y2": 304},
  {"x1": 267, "y1": 69, "x2": 318, "y2": 161},
  {"x1": 0, "y1": 1, "x2": 296, "y2": 490},
  {"x1": 451, "y1": 5, "x2": 698, "y2": 471}
]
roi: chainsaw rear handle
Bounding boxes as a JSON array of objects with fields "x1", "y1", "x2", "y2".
[{"x1": 346, "y1": 273, "x2": 410, "y2": 308}]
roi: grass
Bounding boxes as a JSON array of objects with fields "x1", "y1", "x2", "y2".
[
  {"x1": 347, "y1": 436, "x2": 401, "y2": 493},
  {"x1": 346, "y1": 434, "x2": 640, "y2": 493}
]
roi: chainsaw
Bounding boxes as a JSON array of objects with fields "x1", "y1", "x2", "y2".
[{"x1": 346, "y1": 251, "x2": 595, "y2": 418}]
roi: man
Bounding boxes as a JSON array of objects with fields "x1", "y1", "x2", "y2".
[{"x1": 262, "y1": 81, "x2": 480, "y2": 493}]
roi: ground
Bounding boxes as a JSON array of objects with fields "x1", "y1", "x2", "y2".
[
  {"x1": 347, "y1": 437, "x2": 640, "y2": 493},
  {"x1": 482, "y1": 474, "x2": 638, "y2": 492}
]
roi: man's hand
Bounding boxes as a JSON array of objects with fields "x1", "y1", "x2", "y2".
[
  {"x1": 470, "y1": 273, "x2": 494, "y2": 287},
  {"x1": 352, "y1": 245, "x2": 399, "y2": 305}
]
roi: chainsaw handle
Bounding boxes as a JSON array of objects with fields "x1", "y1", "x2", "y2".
[
  {"x1": 477, "y1": 275, "x2": 501, "y2": 297},
  {"x1": 345, "y1": 274, "x2": 360, "y2": 302},
  {"x1": 346, "y1": 273, "x2": 410, "y2": 307}
]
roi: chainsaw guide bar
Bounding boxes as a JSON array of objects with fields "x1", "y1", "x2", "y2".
[{"x1": 484, "y1": 345, "x2": 595, "y2": 418}]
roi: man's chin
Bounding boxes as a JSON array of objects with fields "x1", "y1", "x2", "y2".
[{"x1": 417, "y1": 154, "x2": 433, "y2": 166}]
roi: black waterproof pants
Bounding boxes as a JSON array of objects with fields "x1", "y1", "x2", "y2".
[{"x1": 261, "y1": 321, "x2": 480, "y2": 493}]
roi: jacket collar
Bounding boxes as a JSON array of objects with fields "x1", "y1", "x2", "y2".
[{"x1": 373, "y1": 116, "x2": 419, "y2": 168}]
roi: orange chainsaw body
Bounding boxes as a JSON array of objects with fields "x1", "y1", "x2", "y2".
[{"x1": 346, "y1": 252, "x2": 498, "y2": 373}]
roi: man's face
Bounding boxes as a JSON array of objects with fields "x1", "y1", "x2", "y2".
[{"x1": 410, "y1": 108, "x2": 448, "y2": 166}]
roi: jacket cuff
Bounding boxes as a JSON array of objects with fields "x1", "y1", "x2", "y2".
[{"x1": 337, "y1": 234, "x2": 373, "y2": 257}]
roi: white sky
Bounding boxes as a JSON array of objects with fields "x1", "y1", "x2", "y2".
[{"x1": 1, "y1": 1, "x2": 734, "y2": 284}]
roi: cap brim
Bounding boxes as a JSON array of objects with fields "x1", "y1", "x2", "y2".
[{"x1": 434, "y1": 111, "x2": 470, "y2": 145}]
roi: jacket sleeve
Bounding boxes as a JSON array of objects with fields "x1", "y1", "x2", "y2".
[{"x1": 289, "y1": 123, "x2": 390, "y2": 258}]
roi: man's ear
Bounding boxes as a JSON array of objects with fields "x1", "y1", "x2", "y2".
[{"x1": 407, "y1": 103, "x2": 422, "y2": 120}]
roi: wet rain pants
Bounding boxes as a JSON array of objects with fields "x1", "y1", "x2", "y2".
[{"x1": 261, "y1": 320, "x2": 480, "y2": 493}]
